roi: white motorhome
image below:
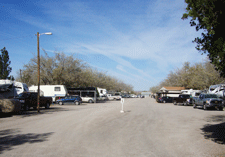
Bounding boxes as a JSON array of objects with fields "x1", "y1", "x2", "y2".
[
  {"x1": 181, "y1": 89, "x2": 202, "y2": 97},
  {"x1": 0, "y1": 79, "x2": 29, "y2": 98},
  {"x1": 208, "y1": 84, "x2": 225, "y2": 98},
  {"x1": 29, "y1": 85, "x2": 68, "y2": 102}
]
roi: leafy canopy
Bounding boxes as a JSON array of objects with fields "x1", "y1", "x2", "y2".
[{"x1": 182, "y1": 0, "x2": 225, "y2": 77}]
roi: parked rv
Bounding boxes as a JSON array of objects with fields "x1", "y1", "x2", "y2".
[
  {"x1": 29, "y1": 85, "x2": 68, "y2": 102},
  {"x1": 208, "y1": 84, "x2": 225, "y2": 98},
  {"x1": 67, "y1": 87, "x2": 97, "y2": 103},
  {"x1": 181, "y1": 89, "x2": 202, "y2": 97},
  {"x1": 0, "y1": 79, "x2": 29, "y2": 98}
]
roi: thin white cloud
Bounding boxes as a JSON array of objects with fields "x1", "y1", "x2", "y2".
[{"x1": 3, "y1": 0, "x2": 207, "y2": 90}]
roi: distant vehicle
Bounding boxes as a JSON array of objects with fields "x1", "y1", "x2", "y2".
[
  {"x1": 56, "y1": 95, "x2": 82, "y2": 105},
  {"x1": 107, "y1": 94, "x2": 121, "y2": 100},
  {"x1": 173, "y1": 94, "x2": 192, "y2": 105},
  {"x1": 121, "y1": 95, "x2": 129, "y2": 98},
  {"x1": 82, "y1": 96, "x2": 95, "y2": 103},
  {"x1": 158, "y1": 96, "x2": 173, "y2": 103},
  {"x1": 97, "y1": 95, "x2": 108, "y2": 101},
  {"x1": 67, "y1": 87, "x2": 97, "y2": 103},
  {"x1": 193, "y1": 93, "x2": 223, "y2": 110},
  {"x1": 17, "y1": 92, "x2": 52, "y2": 110},
  {"x1": 29, "y1": 85, "x2": 68, "y2": 102}
]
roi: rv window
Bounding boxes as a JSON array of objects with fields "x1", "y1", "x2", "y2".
[
  {"x1": 55, "y1": 87, "x2": 61, "y2": 91},
  {"x1": 100, "y1": 90, "x2": 103, "y2": 93}
]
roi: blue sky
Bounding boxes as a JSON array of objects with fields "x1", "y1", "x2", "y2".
[{"x1": 0, "y1": 0, "x2": 206, "y2": 91}]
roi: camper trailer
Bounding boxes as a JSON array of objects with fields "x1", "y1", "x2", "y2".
[
  {"x1": 181, "y1": 89, "x2": 202, "y2": 97},
  {"x1": 0, "y1": 79, "x2": 29, "y2": 98},
  {"x1": 208, "y1": 84, "x2": 225, "y2": 98},
  {"x1": 29, "y1": 85, "x2": 68, "y2": 102}
]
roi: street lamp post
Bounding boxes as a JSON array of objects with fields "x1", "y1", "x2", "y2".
[{"x1": 37, "y1": 32, "x2": 52, "y2": 113}]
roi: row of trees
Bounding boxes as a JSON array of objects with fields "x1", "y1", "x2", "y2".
[
  {"x1": 17, "y1": 51, "x2": 133, "y2": 92},
  {"x1": 149, "y1": 59, "x2": 225, "y2": 93}
]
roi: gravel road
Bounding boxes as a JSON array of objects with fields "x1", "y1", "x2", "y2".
[{"x1": 1, "y1": 97, "x2": 225, "y2": 157}]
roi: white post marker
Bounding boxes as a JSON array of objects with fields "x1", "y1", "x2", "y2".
[{"x1": 120, "y1": 98, "x2": 125, "y2": 113}]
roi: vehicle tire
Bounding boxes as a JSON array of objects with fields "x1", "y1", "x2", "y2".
[
  {"x1": 193, "y1": 103, "x2": 197, "y2": 109},
  {"x1": 59, "y1": 101, "x2": 63, "y2": 105},
  {"x1": 24, "y1": 105, "x2": 29, "y2": 111},
  {"x1": 45, "y1": 102, "x2": 50, "y2": 109},
  {"x1": 218, "y1": 107, "x2": 223, "y2": 111},
  {"x1": 75, "y1": 101, "x2": 80, "y2": 105},
  {"x1": 163, "y1": 100, "x2": 166, "y2": 103},
  {"x1": 203, "y1": 104, "x2": 207, "y2": 110},
  {"x1": 88, "y1": 99, "x2": 94, "y2": 103},
  {"x1": 173, "y1": 101, "x2": 177, "y2": 105}
]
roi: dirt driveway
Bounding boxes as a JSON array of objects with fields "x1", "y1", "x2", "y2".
[{"x1": 1, "y1": 97, "x2": 225, "y2": 157}]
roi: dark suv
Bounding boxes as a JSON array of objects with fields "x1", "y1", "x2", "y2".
[
  {"x1": 158, "y1": 96, "x2": 173, "y2": 103},
  {"x1": 56, "y1": 95, "x2": 82, "y2": 105}
]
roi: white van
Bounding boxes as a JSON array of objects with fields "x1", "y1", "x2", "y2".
[{"x1": 29, "y1": 85, "x2": 68, "y2": 102}]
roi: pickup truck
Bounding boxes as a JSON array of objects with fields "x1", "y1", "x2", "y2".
[
  {"x1": 107, "y1": 94, "x2": 122, "y2": 100},
  {"x1": 173, "y1": 94, "x2": 192, "y2": 105},
  {"x1": 193, "y1": 93, "x2": 223, "y2": 110},
  {"x1": 17, "y1": 92, "x2": 52, "y2": 110}
]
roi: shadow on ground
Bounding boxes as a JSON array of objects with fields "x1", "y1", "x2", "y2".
[
  {"x1": 201, "y1": 115, "x2": 225, "y2": 144},
  {"x1": 0, "y1": 129, "x2": 54, "y2": 154},
  {"x1": 0, "y1": 106, "x2": 70, "y2": 118}
]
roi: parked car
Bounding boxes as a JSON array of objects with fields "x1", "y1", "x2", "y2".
[
  {"x1": 107, "y1": 94, "x2": 122, "y2": 100},
  {"x1": 97, "y1": 95, "x2": 108, "y2": 101},
  {"x1": 158, "y1": 96, "x2": 173, "y2": 103},
  {"x1": 17, "y1": 92, "x2": 52, "y2": 110},
  {"x1": 193, "y1": 93, "x2": 224, "y2": 110},
  {"x1": 56, "y1": 95, "x2": 82, "y2": 105},
  {"x1": 173, "y1": 94, "x2": 192, "y2": 105},
  {"x1": 82, "y1": 96, "x2": 95, "y2": 103}
]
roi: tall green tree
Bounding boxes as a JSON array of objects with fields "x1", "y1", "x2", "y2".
[
  {"x1": 182, "y1": 0, "x2": 225, "y2": 77},
  {"x1": 0, "y1": 47, "x2": 14, "y2": 80}
]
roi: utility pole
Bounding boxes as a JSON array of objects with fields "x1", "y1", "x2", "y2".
[
  {"x1": 37, "y1": 32, "x2": 40, "y2": 113},
  {"x1": 36, "y1": 32, "x2": 52, "y2": 113}
]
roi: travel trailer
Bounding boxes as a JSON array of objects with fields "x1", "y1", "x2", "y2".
[
  {"x1": 0, "y1": 79, "x2": 29, "y2": 98},
  {"x1": 208, "y1": 84, "x2": 225, "y2": 98},
  {"x1": 181, "y1": 89, "x2": 202, "y2": 97},
  {"x1": 29, "y1": 85, "x2": 68, "y2": 102}
]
